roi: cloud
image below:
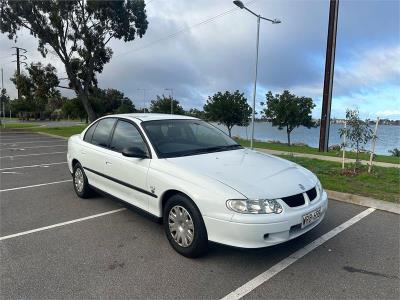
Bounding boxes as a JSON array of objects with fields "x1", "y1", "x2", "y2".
[
  {"x1": 333, "y1": 46, "x2": 400, "y2": 96},
  {"x1": 0, "y1": 0, "x2": 399, "y2": 119}
]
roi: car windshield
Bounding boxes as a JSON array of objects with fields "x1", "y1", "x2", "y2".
[{"x1": 141, "y1": 119, "x2": 242, "y2": 158}]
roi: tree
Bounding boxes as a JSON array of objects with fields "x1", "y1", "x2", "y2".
[
  {"x1": 339, "y1": 109, "x2": 373, "y2": 169},
  {"x1": 1, "y1": 1, "x2": 148, "y2": 122},
  {"x1": 262, "y1": 90, "x2": 315, "y2": 146},
  {"x1": 388, "y1": 148, "x2": 400, "y2": 157},
  {"x1": 186, "y1": 108, "x2": 205, "y2": 119},
  {"x1": 204, "y1": 90, "x2": 251, "y2": 137},
  {"x1": 149, "y1": 95, "x2": 184, "y2": 115},
  {"x1": 89, "y1": 87, "x2": 136, "y2": 116},
  {"x1": 115, "y1": 98, "x2": 136, "y2": 114},
  {"x1": 0, "y1": 88, "x2": 11, "y2": 113},
  {"x1": 11, "y1": 62, "x2": 60, "y2": 119},
  {"x1": 62, "y1": 97, "x2": 87, "y2": 122}
]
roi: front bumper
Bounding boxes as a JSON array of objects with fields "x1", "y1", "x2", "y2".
[{"x1": 203, "y1": 191, "x2": 328, "y2": 248}]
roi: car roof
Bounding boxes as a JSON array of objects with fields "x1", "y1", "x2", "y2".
[{"x1": 111, "y1": 113, "x2": 198, "y2": 122}]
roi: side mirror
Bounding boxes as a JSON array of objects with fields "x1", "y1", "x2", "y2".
[{"x1": 122, "y1": 147, "x2": 149, "y2": 159}]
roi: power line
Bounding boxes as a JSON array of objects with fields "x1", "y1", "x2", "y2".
[{"x1": 113, "y1": 0, "x2": 257, "y2": 60}]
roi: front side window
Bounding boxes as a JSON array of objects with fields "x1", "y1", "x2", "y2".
[
  {"x1": 142, "y1": 119, "x2": 241, "y2": 158},
  {"x1": 110, "y1": 120, "x2": 148, "y2": 154},
  {"x1": 91, "y1": 118, "x2": 116, "y2": 147}
]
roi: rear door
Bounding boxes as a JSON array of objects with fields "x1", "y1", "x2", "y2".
[
  {"x1": 80, "y1": 117, "x2": 117, "y2": 191},
  {"x1": 105, "y1": 119, "x2": 152, "y2": 211}
]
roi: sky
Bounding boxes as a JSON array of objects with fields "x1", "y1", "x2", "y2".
[{"x1": 0, "y1": 0, "x2": 399, "y2": 119}]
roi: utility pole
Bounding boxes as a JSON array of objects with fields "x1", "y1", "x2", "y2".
[
  {"x1": 319, "y1": 0, "x2": 339, "y2": 152},
  {"x1": 11, "y1": 47, "x2": 27, "y2": 101}
]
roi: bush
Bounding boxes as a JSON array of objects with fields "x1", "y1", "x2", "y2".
[{"x1": 329, "y1": 144, "x2": 341, "y2": 151}]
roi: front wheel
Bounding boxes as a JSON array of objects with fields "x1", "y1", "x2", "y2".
[
  {"x1": 163, "y1": 194, "x2": 208, "y2": 258},
  {"x1": 72, "y1": 163, "x2": 93, "y2": 198}
]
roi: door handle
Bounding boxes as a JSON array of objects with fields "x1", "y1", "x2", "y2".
[{"x1": 105, "y1": 161, "x2": 112, "y2": 165}]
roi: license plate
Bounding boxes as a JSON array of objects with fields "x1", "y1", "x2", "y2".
[{"x1": 302, "y1": 207, "x2": 321, "y2": 228}]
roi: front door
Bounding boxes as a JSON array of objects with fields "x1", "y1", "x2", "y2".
[{"x1": 105, "y1": 119, "x2": 152, "y2": 211}]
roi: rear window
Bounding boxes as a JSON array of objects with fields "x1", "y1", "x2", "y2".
[{"x1": 91, "y1": 118, "x2": 116, "y2": 147}]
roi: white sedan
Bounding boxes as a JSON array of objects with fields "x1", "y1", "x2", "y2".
[{"x1": 67, "y1": 113, "x2": 328, "y2": 257}]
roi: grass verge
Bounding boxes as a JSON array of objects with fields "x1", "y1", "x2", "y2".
[
  {"x1": 0, "y1": 123, "x2": 87, "y2": 137},
  {"x1": 2, "y1": 123, "x2": 42, "y2": 129},
  {"x1": 30, "y1": 125, "x2": 87, "y2": 137},
  {"x1": 280, "y1": 155, "x2": 399, "y2": 203},
  {"x1": 235, "y1": 138, "x2": 399, "y2": 165}
]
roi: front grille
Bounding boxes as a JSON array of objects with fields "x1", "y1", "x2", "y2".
[
  {"x1": 306, "y1": 187, "x2": 317, "y2": 201},
  {"x1": 281, "y1": 193, "x2": 305, "y2": 207},
  {"x1": 281, "y1": 186, "x2": 317, "y2": 207}
]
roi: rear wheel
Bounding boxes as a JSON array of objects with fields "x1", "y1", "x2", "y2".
[
  {"x1": 163, "y1": 194, "x2": 208, "y2": 258},
  {"x1": 73, "y1": 163, "x2": 93, "y2": 198}
]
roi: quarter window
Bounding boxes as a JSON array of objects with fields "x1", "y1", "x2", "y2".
[
  {"x1": 91, "y1": 118, "x2": 116, "y2": 147},
  {"x1": 83, "y1": 122, "x2": 98, "y2": 143},
  {"x1": 110, "y1": 120, "x2": 148, "y2": 154}
]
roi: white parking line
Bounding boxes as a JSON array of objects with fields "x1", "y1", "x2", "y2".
[
  {"x1": 221, "y1": 207, "x2": 376, "y2": 300},
  {"x1": 0, "y1": 140, "x2": 62, "y2": 146},
  {"x1": 0, "y1": 151, "x2": 66, "y2": 159},
  {"x1": 0, "y1": 132, "x2": 33, "y2": 134},
  {"x1": 0, "y1": 162, "x2": 67, "y2": 171},
  {"x1": 0, "y1": 137, "x2": 63, "y2": 142},
  {"x1": 0, "y1": 208, "x2": 126, "y2": 241},
  {"x1": 0, "y1": 179, "x2": 72, "y2": 192},
  {"x1": 0, "y1": 144, "x2": 66, "y2": 151}
]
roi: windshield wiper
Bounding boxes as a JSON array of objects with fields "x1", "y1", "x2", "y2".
[
  {"x1": 164, "y1": 144, "x2": 243, "y2": 158},
  {"x1": 185, "y1": 144, "x2": 242, "y2": 155}
]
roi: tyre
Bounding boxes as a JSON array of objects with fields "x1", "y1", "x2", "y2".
[
  {"x1": 72, "y1": 162, "x2": 93, "y2": 198},
  {"x1": 163, "y1": 194, "x2": 208, "y2": 258}
]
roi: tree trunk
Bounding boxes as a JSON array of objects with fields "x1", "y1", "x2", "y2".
[
  {"x1": 287, "y1": 126, "x2": 291, "y2": 146},
  {"x1": 227, "y1": 126, "x2": 232, "y2": 137},
  {"x1": 78, "y1": 91, "x2": 96, "y2": 123},
  {"x1": 64, "y1": 63, "x2": 97, "y2": 123}
]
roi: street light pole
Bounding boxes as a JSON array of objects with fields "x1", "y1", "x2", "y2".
[
  {"x1": 137, "y1": 88, "x2": 147, "y2": 113},
  {"x1": 165, "y1": 88, "x2": 173, "y2": 114},
  {"x1": 233, "y1": 1, "x2": 281, "y2": 149},
  {"x1": 251, "y1": 16, "x2": 260, "y2": 149}
]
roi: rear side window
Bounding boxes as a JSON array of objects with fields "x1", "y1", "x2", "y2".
[
  {"x1": 110, "y1": 120, "x2": 148, "y2": 154},
  {"x1": 83, "y1": 122, "x2": 98, "y2": 143},
  {"x1": 91, "y1": 118, "x2": 116, "y2": 147}
]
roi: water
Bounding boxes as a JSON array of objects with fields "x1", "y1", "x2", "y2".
[{"x1": 212, "y1": 122, "x2": 400, "y2": 155}]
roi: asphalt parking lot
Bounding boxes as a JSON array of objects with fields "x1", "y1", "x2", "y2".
[{"x1": 1, "y1": 131, "x2": 399, "y2": 299}]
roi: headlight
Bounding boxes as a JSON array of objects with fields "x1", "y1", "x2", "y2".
[
  {"x1": 316, "y1": 179, "x2": 323, "y2": 195},
  {"x1": 226, "y1": 199, "x2": 283, "y2": 214}
]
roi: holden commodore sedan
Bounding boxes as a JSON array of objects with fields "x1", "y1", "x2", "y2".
[{"x1": 67, "y1": 113, "x2": 328, "y2": 257}]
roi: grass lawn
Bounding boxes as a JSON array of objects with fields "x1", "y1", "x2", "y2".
[
  {"x1": 236, "y1": 138, "x2": 399, "y2": 165},
  {"x1": 280, "y1": 155, "x2": 399, "y2": 203}
]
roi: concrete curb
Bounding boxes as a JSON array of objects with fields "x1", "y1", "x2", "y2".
[
  {"x1": 36, "y1": 132, "x2": 68, "y2": 140},
  {"x1": 326, "y1": 189, "x2": 400, "y2": 215}
]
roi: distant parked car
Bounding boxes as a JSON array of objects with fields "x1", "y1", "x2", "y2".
[{"x1": 67, "y1": 113, "x2": 328, "y2": 257}]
